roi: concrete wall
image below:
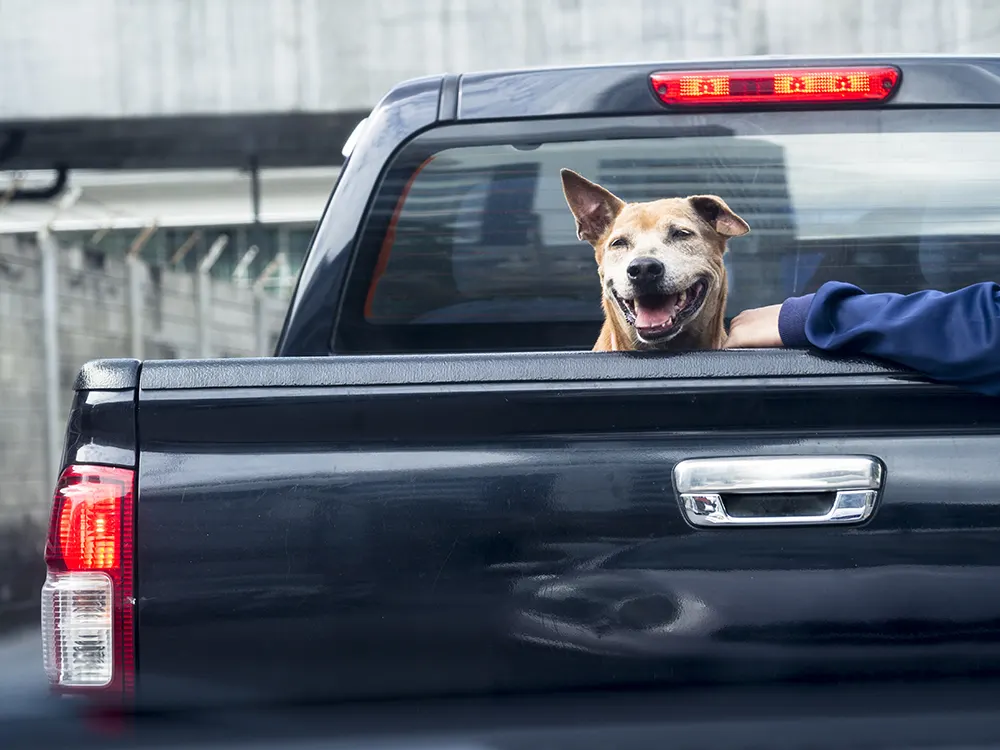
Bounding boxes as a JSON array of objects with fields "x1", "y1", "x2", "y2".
[
  {"x1": 1, "y1": 0, "x2": 997, "y2": 120},
  {"x1": 0, "y1": 233, "x2": 288, "y2": 614}
]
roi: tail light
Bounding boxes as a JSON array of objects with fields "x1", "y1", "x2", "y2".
[
  {"x1": 41, "y1": 465, "x2": 135, "y2": 697},
  {"x1": 650, "y1": 66, "x2": 900, "y2": 107}
]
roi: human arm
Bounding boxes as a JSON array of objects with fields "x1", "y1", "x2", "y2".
[{"x1": 726, "y1": 281, "x2": 1000, "y2": 395}]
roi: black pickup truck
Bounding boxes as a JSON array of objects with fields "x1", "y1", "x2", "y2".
[{"x1": 38, "y1": 56, "x2": 1000, "y2": 728}]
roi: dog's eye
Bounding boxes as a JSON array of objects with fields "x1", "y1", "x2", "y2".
[
  {"x1": 671, "y1": 228, "x2": 693, "y2": 240},
  {"x1": 609, "y1": 237, "x2": 629, "y2": 249}
]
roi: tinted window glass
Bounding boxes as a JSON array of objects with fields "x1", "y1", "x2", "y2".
[{"x1": 342, "y1": 112, "x2": 1000, "y2": 353}]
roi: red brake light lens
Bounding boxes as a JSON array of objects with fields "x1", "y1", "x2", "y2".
[
  {"x1": 49, "y1": 472, "x2": 128, "y2": 571},
  {"x1": 650, "y1": 66, "x2": 900, "y2": 107},
  {"x1": 42, "y1": 465, "x2": 136, "y2": 697}
]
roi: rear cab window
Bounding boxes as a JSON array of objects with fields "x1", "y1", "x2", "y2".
[{"x1": 334, "y1": 108, "x2": 1000, "y2": 355}]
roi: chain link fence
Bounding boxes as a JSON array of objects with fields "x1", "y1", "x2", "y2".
[{"x1": 0, "y1": 229, "x2": 293, "y2": 618}]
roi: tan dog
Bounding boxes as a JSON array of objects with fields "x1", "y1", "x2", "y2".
[{"x1": 560, "y1": 169, "x2": 750, "y2": 352}]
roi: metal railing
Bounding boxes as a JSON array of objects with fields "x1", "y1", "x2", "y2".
[{"x1": 0, "y1": 230, "x2": 294, "y2": 584}]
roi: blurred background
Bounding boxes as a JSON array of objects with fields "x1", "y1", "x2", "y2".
[{"x1": 1, "y1": 0, "x2": 999, "y2": 710}]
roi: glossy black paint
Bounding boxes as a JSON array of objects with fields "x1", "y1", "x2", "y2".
[
  {"x1": 275, "y1": 75, "x2": 442, "y2": 357},
  {"x1": 276, "y1": 55, "x2": 1000, "y2": 357},
  {"x1": 135, "y1": 353, "x2": 1000, "y2": 709},
  {"x1": 457, "y1": 56, "x2": 1000, "y2": 119},
  {"x1": 61, "y1": 389, "x2": 136, "y2": 470}
]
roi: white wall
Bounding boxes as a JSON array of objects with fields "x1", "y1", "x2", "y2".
[{"x1": 0, "y1": 0, "x2": 995, "y2": 120}]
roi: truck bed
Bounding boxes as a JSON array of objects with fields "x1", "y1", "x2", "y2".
[{"x1": 78, "y1": 351, "x2": 1000, "y2": 708}]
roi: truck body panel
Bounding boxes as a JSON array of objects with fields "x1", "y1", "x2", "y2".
[{"x1": 130, "y1": 352, "x2": 1000, "y2": 707}]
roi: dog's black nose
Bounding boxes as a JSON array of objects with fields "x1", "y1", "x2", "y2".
[{"x1": 627, "y1": 257, "x2": 665, "y2": 283}]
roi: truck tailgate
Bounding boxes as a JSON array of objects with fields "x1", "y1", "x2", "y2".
[{"x1": 134, "y1": 352, "x2": 1000, "y2": 708}]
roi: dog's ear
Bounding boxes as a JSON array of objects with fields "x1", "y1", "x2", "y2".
[
  {"x1": 560, "y1": 169, "x2": 625, "y2": 244},
  {"x1": 689, "y1": 195, "x2": 750, "y2": 238}
]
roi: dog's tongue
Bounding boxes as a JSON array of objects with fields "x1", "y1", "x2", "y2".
[{"x1": 634, "y1": 293, "x2": 679, "y2": 330}]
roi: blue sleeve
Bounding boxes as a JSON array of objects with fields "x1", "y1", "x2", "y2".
[{"x1": 777, "y1": 281, "x2": 1000, "y2": 395}]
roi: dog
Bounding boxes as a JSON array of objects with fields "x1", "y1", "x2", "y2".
[{"x1": 560, "y1": 168, "x2": 750, "y2": 352}]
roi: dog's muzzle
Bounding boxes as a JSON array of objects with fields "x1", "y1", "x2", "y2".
[{"x1": 612, "y1": 267, "x2": 710, "y2": 343}]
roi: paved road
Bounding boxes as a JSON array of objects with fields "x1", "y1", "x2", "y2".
[{"x1": 0, "y1": 625, "x2": 48, "y2": 717}]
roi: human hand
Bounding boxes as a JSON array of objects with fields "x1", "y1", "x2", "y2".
[{"x1": 724, "y1": 304, "x2": 784, "y2": 349}]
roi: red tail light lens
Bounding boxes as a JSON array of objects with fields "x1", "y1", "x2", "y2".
[
  {"x1": 42, "y1": 465, "x2": 135, "y2": 697},
  {"x1": 650, "y1": 66, "x2": 900, "y2": 107},
  {"x1": 50, "y1": 476, "x2": 125, "y2": 571}
]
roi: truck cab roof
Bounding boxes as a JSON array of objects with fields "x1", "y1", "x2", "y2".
[{"x1": 416, "y1": 55, "x2": 1000, "y2": 122}]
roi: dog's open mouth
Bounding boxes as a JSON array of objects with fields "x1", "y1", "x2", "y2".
[{"x1": 615, "y1": 278, "x2": 709, "y2": 340}]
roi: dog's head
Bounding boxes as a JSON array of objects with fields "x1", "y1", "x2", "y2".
[{"x1": 560, "y1": 168, "x2": 750, "y2": 347}]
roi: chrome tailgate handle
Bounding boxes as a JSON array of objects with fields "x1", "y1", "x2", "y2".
[{"x1": 673, "y1": 456, "x2": 884, "y2": 527}]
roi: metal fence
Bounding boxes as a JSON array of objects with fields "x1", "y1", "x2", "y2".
[{"x1": 0, "y1": 230, "x2": 292, "y2": 611}]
